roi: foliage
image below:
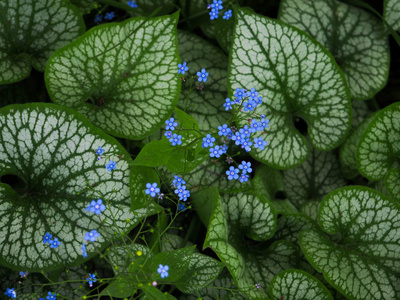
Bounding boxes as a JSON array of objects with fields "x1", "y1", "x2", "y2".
[{"x1": 0, "y1": 0, "x2": 399, "y2": 299}]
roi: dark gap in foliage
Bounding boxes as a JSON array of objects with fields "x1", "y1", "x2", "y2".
[
  {"x1": 274, "y1": 190, "x2": 286, "y2": 200},
  {"x1": 1, "y1": 174, "x2": 27, "y2": 196},
  {"x1": 293, "y1": 116, "x2": 308, "y2": 135}
]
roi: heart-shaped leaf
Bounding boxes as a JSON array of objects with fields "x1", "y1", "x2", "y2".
[
  {"x1": 283, "y1": 147, "x2": 346, "y2": 209},
  {"x1": 201, "y1": 188, "x2": 299, "y2": 298},
  {"x1": 229, "y1": 8, "x2": 351, "y2": 169},
  {"x1": 0, "y1": 103, "x2": 155, "y2": 271},
  {"x1": 300, "y1": 186, "x2": 400, "y2": 300},
  {"x1": 176, "y1": 253, "x2": 224, "y2": 294},
  {"x1": 270, "y1": 269, "x2": 333, "y2": 300},
  {"x1": 384, "y1": 0, "x2": 400, "y2": 31},
  {"x1": 357, "y1": 103, "x2": 400, "y2": 201},
  {"x1": 214, "y1": 15, "x2": 234, "y2": 54},
  {"x1": 272, "y1": 214, "x2": 318, "y2": 244},
  {"x1": 340, "y1": 114, "x2": 375, "y2": 179},
  {"x1": 351, "y1": 100, "x2": 371, "y2": 129},
  {"x1": 251, "y1": 165, "x2": 297, "y2": 214},
  {"x1": 45, "y1": 13, "x2": 180, "y2": 140},
  {"x1": 278, "y1": 0, "x2": 390, "y2": 100},
  {"x1": 177, "y1": 30, "x2": 230, "y2": 132},
  {"x1": 0, "y1": 0, "x2": 85, "y2": 84}
]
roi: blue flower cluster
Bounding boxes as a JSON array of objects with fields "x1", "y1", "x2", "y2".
[
  {"x1": 104, "y1": 12, "x2": 115, "y2": 20},
  {"x1": 86, "y1": 273, "x2": 97, "y2": 287},
  {"x1": 223, "y1": 9, "x2": 232, "y2": 20},
  {"x1": 164, "y1": 117, "x2": 182, "y2": 146},
  {"x1": 19, "y1": 271, "x2": 28, "y2": 278},
  {"x1": 85, "y1": 199, "x2": 106, "y2": 215},
  {"x1": 145, "y1": 183, "x2": 160, "y2": 197},
  {"x1": 43, "y1": 232, "x2": 62, "y2": 249},
  {"x1": 157, "y1": 264, "x2": 169, "y2": 278},
  {"x1": 225, "y1": 161, "x2": 252, "y2": 182},
  {"x1": 128, "y1": 0, "x2": 138, "y2": 8},
  {"x1": 172, "y1": 175, "x2": 190, "y2": 201},
  {"x1": 208, "y1": 0, "x2": 223, "y2": 20},
  {"x1": 4, "y1": 288, "x2": 16, "y2": 299},
  {"x1": 177, "y1": 62, "x2": 209, "y2": 83}
]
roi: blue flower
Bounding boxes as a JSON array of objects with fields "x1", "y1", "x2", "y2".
[
  {"x1": 128, "y1": 0, "x2": 138, "y2": 8},
  {"x1": 234, "y1": 88, "x2": 246, "y2": 101},
  {"x1": 197, "y1": 69, "x2": 209, "y2": 82},
  {"x1": 106, "y1": 160, "x2": 117, "y2": 171},
  {"x1": 209, "y1": 145, "x2": 223, "y2": 158},
  {"x1": 19, "y1": 271, "x2": 28, "y2": 278},
  {"x1": 223, "y1": 9, "x2": 232, "y2": 20},
  {"x1": 169, "y1": 133, "x2": 182, "y2": 146},
  {"x1": 254, "y1": 95, "x2": 263, "y2": 104},
  {"x1": 178, "y1": 62, "x2": 189, "y2": 75},
  {"x1": 46, "y1": 292, "x2": 56, "y2": 300},
  {"x1": 261, "y1": 114, "x2": 265, "y2": 118},
  {"x1": 254, "y1": 137, "x2": 268, "y2": 150},
  {"x1": 239, "y1": 126, "x2": 251, "y2": 138},
  {"x1": 223, "y1": 98, "x2": 234, "y2": 110},
  {"x1": 178, "y1": 204, "x2": 186, "y2": 211},
  {"x1": 82, "y1": 243, "x2": 88, "y2": 258},
  {"x1": 202, "y1": 134, "x2": 216, "y2": 148},
  {"x1": 243, "y1": 100, "x2": 256, "y2": 112},
  {"x1": 94, "y1": 14, "x2": 102, "y2": 23},
  {"x1": 85, "y1": 230, "x2": 100, "y2": 242},
  {"x1": 239, "y1": 174, "x2": 249, "y2": 183},
  {"x1": 247, "y1": 88, "x2": 258, "y2": 99},
  {"x1": 250, "y1": 119, "x2": 261, "y2": 133},
  {"x1": 238, "y1": 161, "x2": 252, "y2": 174},
  {"x1": 260, "y1": 118, "x2": 269, "y2": 130},
  {"x1": 86, "y1": 273, "x2": 97, "y2": 287},
  {"x1": 211, "y1": 0, "x2": 223, "y2": 10},
  {"x1": 85, "y1": 199, "x2": 106, "y2": 215},
  {"x1": 157, "y1": 264, "x2": 169, "y2": 278},
  {"x1": 145, "y1": 183, "x2": 160, "y2": 197},
  {"x1": 180, "y1": 190, "x2": 190, "y2": 201},
  {"x1": 104, "y1": 12, "x2": 115, "y2": 20},
  {"x1": 43, "y1": 232, "x2": 53, "y2": 244},
  {"x1": 50, "y1": 238, "x2": 61, "y2": 249},
  {"x1": 165, "y1": 117, "x2": 178, "y2": 130},
  {"x1": 174, "y1": 185, "x2": 187, "y2": 198},
  {"x1": 96, "y1": 146, "x2": 105, "y2": 156},
  {"x1": 241, "y1": 139, "x2": 252, "y2": 152},
  {"x1": 226, "y1": 166, "x2": 240, "y2": 180},
  {"x1": 231, "y1": 132, "x2": 243, "y2": 146},
  {"x1": 209, "y1": 8, "x2": 219, "y2": 20},
  {"x1": 172, "y1": 175, "x2": 186, "y2": 187},
  {"x1": 221, "y1": 144, "x2": 228, "y2": 154},
  {"x1": 164, "y1": 131, "x2": 172, "y2": 139},
  {"x1": 4, "y1": 288, "x2": 16, "y2": 299},
  {"x1": 218, "y1": 124, "x2": 231, "y2": 136}
]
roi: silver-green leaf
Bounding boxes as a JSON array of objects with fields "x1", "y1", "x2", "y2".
[
  {"x1": 0, "y1": 104, "x2": 154, "y2": 271},
  {"x1": 384, "y1": 0, "x2": 400, "y2": 32},
  {"x1": 45, "y1": 13, "x2": 180, "y2": 139},
  {"x1": 270, "y1": 269, "x2": 333, "y2": 300},
  {"x1": 278, "y1": 0, "x2": 390, "y2": 100},
  {"x1": 230, "y1": 8, "x2": 351, "y2": 169},
  {"x1": 300, "y1": 186, "x2": 400, "y2": 300},
  {"x1": 0, "y1": 0, "x2": 85, "y2": 84},
  {"x1": 357, "y1": 103, "x2": 400, "y2": 201}
]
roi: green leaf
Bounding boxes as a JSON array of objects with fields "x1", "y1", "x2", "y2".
[
  {"x1": 151, "y1": 246, "x2": 196, "y2": 283},
  {"x1": 70, "y1": 0, "x2": 97, "y2": 13},
  {"x1": 160, "y1": 233, "x2": 194, "y2": 252},
  {"x1": 103, "y1": 278, "x2": 135, "y2": 298},
  {"x1": 142, "y1": 285, "x2": 168, "y2": 300},
  {"x1": 252, "y1": 165, "x2": 297, "y2": 214},
  {"x1": 278, "y1": 0, "x2": 390, "y2": 100},
  {"x1": 270, "y1": 269, "x2": 333, "y2": 300},
  {"x1": 283, "y1": 146, "x2": 346, "y2": 209},
  {"x1": 133, "y1": 140, "x2": 173, "y2": 167},
  {"x1": 107, "y1": 243, "x2": 151, "y2": 276},
  {"x1": 299, "y1": 201, "x2": 320, "y2": 221},
  {"x1": 214, "y1": 15, "x2": 234, "y2": 54},
  {"x1": 176, "y1": 253, "x2": 224, "y2": 294},
  {"x1": 357, "y1": 103, "x2": 400, "y2": 200},
  {"x1": 351, "y1": 100, "x2": 371, "y2": 129},
  {"x1": 0, "y1": 0, "x2": 85, "y2": 84},
  {"x1": 386, "y1": 169, "x2": 400, "y2": 202},
  {"x1": 130, "y1": 166, "x2": 161, "y2": 211},
  {"x1": 340, "y1": 114, "x2": 375, "y2": 179},
  {"x1": 177, "y1": 30, "x2": 231, "y2": 132},
  {"x1": 203, "y1": 189, "x2": 300, "y2": 298},
  {"x1": 0, "y1": 103, "x2": 154, "y2": 271},
  {"x1": 45, "y1": 13, "x2": 180, "y2": 140},
  {"x1": 300, "y1": 186, "x2": 400, "y2": 300},
  {"x1": 384, "y1": 0, "x2": 400, "y2": 31},
  {"x1": 230, "y1": 8, "x2": 351, "y2": 169},
  {"x1": 272, "y1": 214, "x2": 318, "y2": 244}
]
